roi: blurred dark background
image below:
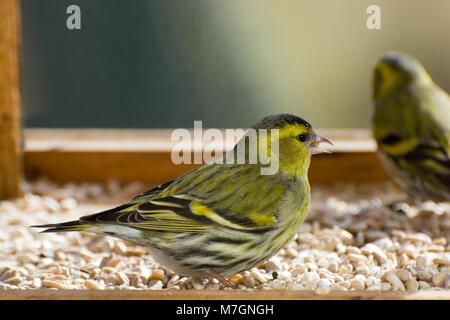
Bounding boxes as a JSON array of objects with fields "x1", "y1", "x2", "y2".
[{"x1": 20, "y1": 0, "x2": 450, "y2": 128}]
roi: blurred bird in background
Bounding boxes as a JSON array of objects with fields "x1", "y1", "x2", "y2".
[
  {"x1": 33, "y1": 114, "x2": 331, "y2": 287},
  {"x1": 372, "y1": 52, "x2": 450, "y2": 202}
]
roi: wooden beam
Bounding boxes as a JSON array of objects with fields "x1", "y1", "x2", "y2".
[
  {"x1": 23, "y1": 129, "x2": 389, "y2": 185},
  {"x1": 0, "y1": 0, "x2": 22, "y2": 199},
  {"x1": 23, "y1": 128, "x2": 377, "y2": 153},
  {"x1": 0, "y1": 289, "x2": 449, "y2": 300}
]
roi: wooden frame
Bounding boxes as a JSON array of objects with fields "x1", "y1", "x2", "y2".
[
  {"x1": 23, "y1": 128, "x2": 389, "y2": 185},
  {"x1": 1, "y1": 289, "x2": 449, "y2": 300}
]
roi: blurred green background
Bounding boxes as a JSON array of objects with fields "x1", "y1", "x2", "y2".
[{"x1": 20, "y1": 0, "x2": 450, "y2": 129}]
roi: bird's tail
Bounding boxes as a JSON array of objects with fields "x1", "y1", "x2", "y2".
[{"x1": 31, "y1": 220, "x2": 93, "y2": 233}]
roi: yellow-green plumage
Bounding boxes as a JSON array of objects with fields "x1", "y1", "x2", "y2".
[
  {"x1": 372, "y1": 52, "x2": 450, "y2": 201},
  {"x1": 34, "y1": 114, "x2": 331, "y2": 282}
]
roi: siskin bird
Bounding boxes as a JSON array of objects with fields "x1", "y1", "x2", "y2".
[
  {"x1": 372, "y1": 52, "x2": 450, "y2": 202},
  {"x1": 33, "y1": 114, "x2": 331, "y2": 286}
]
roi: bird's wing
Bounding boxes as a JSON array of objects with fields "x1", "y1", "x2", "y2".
[
  {"x1": 422, "y1": 87, "x2": 450, "y2": 155},
  {"x1": 376, "y1": 87, "x2": 450, "y2": 189},
  {"x1": 375, "y1": 86, "x2": 449, "y2": 154},
  {"x1": 416, "y1": 88, "x2": 450, "y2": 187},
  {"x1": 80, "y1": 194, "x2": 274, "y2": 234},
  {"x1": 81, "y1": 161, "x2": 284, "y2": 233}
]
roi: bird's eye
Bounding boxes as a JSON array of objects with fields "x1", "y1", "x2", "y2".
[{"x1": 297, "y1": 133, "x2": 309, "y2": 142}]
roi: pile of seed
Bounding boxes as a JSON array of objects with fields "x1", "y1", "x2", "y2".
[{"x1": 0, "y1": 179, "x2": 449, "y2": 293}]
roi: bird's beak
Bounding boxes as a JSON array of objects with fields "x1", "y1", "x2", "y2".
[{"x1": 310, "y1": 134, "x2": 333, "y2": 154}]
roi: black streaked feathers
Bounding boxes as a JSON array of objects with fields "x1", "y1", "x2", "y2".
[
  {"x1": 81, "y1": 196, "x2": 212, "y2": 228},
  {"x1": 78, "y1": 193, "x2": 275, "y2": 234}
]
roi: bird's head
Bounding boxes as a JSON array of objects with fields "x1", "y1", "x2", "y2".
[
  {"x1": 373, "y1": 52, "x2": 431, "y2": 102},
  {"x1": 250, "y1": 114, "x2": 332, "y2": 178}
]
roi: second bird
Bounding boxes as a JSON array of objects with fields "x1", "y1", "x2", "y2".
[{"x1": 372, "y1": 52, "x2": 450, "y2": 202}]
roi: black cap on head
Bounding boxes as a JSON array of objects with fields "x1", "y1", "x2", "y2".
[
  {"x1": 378, "y1": 52, "x2": 427, "y2": 78},
  {"x1": 252, "y1": 113, "x2": 312, "y2": 129}
]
